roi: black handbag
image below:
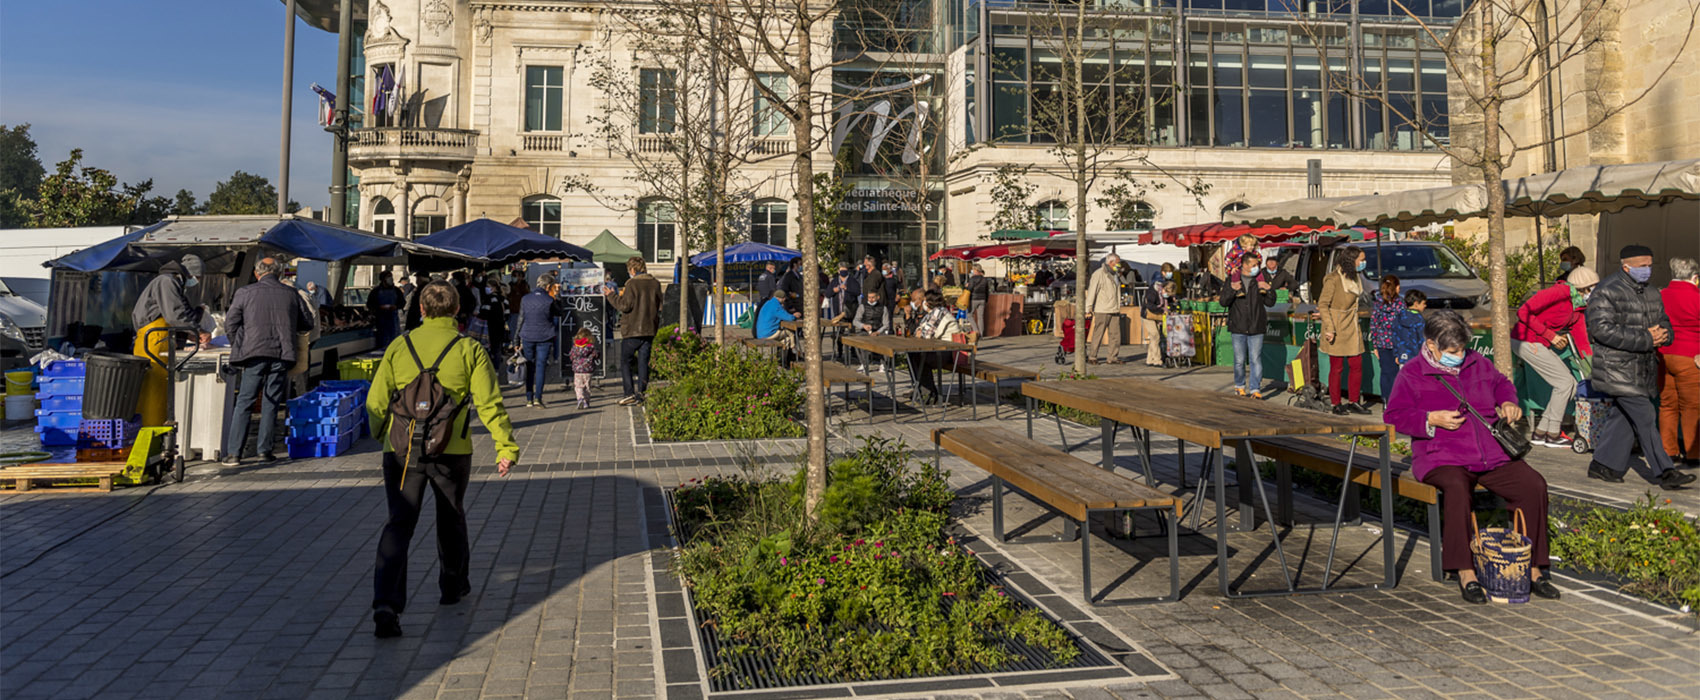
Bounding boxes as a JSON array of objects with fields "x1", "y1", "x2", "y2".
[{"x1": 1436, "y1": 375, "x2": 1532, "y2": 460}]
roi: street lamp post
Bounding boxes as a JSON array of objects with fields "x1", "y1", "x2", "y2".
[{"x1": 278, "y1": 0, "x2": 297, "y2": 216}]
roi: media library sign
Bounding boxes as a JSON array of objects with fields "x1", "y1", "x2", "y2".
[{"x1": 839, "y1": 188, "x2": 936, "y2": 214}]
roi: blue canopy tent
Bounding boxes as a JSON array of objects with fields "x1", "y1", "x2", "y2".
[
  {"x1": 42, "y1": 215, "x2": 453, "y2": 273},
  {"x1": 687, "y1": 241, "x2": 802, "y2": 267},
  {"x1": 43, "y1": 222, "x2": 164, "y2": 273},
  {"x1": 411, "y1": 218, "x2": 591, "y2": 270}
]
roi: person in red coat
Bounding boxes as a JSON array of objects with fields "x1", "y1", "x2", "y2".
[
  {"x1": 1513, "y1": 265, "x2": 1598, "y2": 447},
  {"x1": 1660, "y1": 258, "x2": 1700, "y2": 467}
]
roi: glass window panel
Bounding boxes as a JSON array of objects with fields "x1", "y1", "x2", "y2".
[
  {"x1": 1248, "y1": 54, "x2": 1286, "y2": 88},
  {"x1": 1360, "y1": 0, "x2": 1390, "y2": 14},
  {"x1": 1190, "y1": 0, "x2": 1224, "y2": 10},
  {"x1": 1403, "y1": 0, "x2": 1431, "y2": 16},
  {"x1": 1030, "y1": 83, "x2": 1063, "y2": 143},
  {"x1": 1214, "y1": 89, "x2": 1244, "y2": 147},
  {"x1": 1389, "y1": 92, "x2": 1417, "y2": 150},
  {"x1": 1420, "y1": 59, "x2": 1447, "y2": 94},
  {"x1": 1152, "y1": 87, "x2": 1179, "y2": 145},
  {"x1": 1387, "y1": 58, "x2": 1415, "y2": 92},
  {"x1": 523, "y1": 197, "x2": 563, "y2": 238},
  {"x1": 993, "y1": 83, "x2": 1028, "y2": 142},
  {"x1": 1432, "y1": 0, "x2": 1463, "y2": 17},
  {"x1": 1114, "y1": 44, "x2": 1147, "y2": 88},
  {"x1": 1149, "y1": 57, "x2": 1175, "y2": 89},
  {"x1": 1118, "y1": 84, "x2": 1149, "y2": 143},
  {"x1": 1421, "y1": 94, "x2": 1449, "y2": 147},
  {"x1": 1032, "y1": 49, "x2": 1063, "y2": 83},
  {"x1": 1083, "y1": 51, "x2": 1112, "y2": 84},
  {"x1": 1036, "y1": 201, "x2": 1069, "y2": 231},
  {"x1": 1212, "y1": 52, "x2": 1243, "y2": 87},
  {"x1": 1326, "y1": 93, "x2": 1349, "y2": 148},
  {"x1": 1189, "y1": 89, "x2": 1212, "y2": 146},
  {"x1": 1293, "y1": 55, "x2": 1321, "y2": 89},
  {"x1": 640, "y1": 69, "x2": 677, "y2": 134},
  {"x1": 1248, "y1": 90, "x2": 1287, "y2": 147},
  {"x1": 755, "y1": 72, "x2": 790, "y2": 136},
  {"x1": 1249, "y1": 27, "x2": 1288, "y2": 45},
  {"x1": 524, "y1": 66, "x2": 563, "y2": 132},
  {"x1": 1293, "y1": 89, "x2": 1323, "y2": 148},
  {"x1": 1189, "y1": 52, "x2": 1210, "y2": 87},
  {"x1": 1213, "y1": 26, "x2": 1245, "y2": 43},
  {"x1": 751, "y1": 201, "x2": 788, "y2": 247},
  {"x1": 1222, "y1": 0, "x2": 1263, "y2": 11},
  {"x1": 1365, "y1": 99, "x2": 1386, "y2": 149},
  {"x1": 1363, "y1": 60, "x2": 1384, "y2": 90},
  {"x1": 993, "y1": 47, "x2": 1026, "y2": 82}
]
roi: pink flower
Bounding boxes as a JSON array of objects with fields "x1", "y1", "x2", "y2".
[
  {"x1": 816, "y1": 578, "x2": 826, "y2": 585},
  {"x1": 829, "y1": 555, "x2": 839, "y2": 563},
  {"x1": 780, "y1": 556, "x2": 789, "y2": 566},
  {"x1": 874, "y1": 541, "x2": 883, "y2": 548}
]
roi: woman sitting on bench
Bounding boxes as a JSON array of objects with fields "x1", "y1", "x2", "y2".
[
  {"x1": 1383, "y1": 310, "x2": 1560, "y2": 605},
  {"x1": 910, "y1": 289, "x2": 962, "y2": 405}
]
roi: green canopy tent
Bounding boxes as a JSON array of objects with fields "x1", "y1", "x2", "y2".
[{"x1": 582, "y1": 229, "x2": 645, "y2": 263}]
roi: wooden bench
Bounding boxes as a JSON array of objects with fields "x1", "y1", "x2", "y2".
[
  {"x1": 946, "y1": 359, "x2": 1041, "y2": 418},
  {"x1": 933, "y1": 427, "x2": 1181, "y2": 605},
  {"x1": 816, "y1": 361, "x2": 874, "y2": 420},
  {"x1": 1249, "y1": 435, "x2": 1485, "y2": 583},
  {"x1": 1, "y1": 463, "x2": 130, "y2": 492}
]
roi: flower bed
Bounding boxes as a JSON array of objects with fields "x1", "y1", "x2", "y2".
[
  {"x1": 1552, "y1": 496, "x2": 1700, "y2": 616},
  {"x1": 645, "y1": 340, "x2": 804, "y2": 441},
  {"x1": 669, "y1": 438, "x2": 1094, "y2": 689},
  {"x1": 651, "y1": 324, "x2": 711, "y2": 382}
]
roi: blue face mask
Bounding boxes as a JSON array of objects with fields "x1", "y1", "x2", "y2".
[
  {"x1": 1628, "y1": 266, "x2": 1653, "y2": 283},
  {"x1": 1355, "y1": 260, "x2": 1367, "y2": 272},
  {"x1": 184, "y1": 277, "x2": 199, "y2": 288},
  {"x1": 1559, "y1": 261, "x2": 1573, "y2": 273},
  {"x1": 1439, "y1": 351, "x2": 1465, "y2": 368}
]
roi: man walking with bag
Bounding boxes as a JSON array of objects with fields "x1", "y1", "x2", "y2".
[
  {"x1": 367, "y1": 282, "x2": 518, "y2": 638},
  {"x1": 222, "y1": 257, "x2": 314, "y2": 466}
]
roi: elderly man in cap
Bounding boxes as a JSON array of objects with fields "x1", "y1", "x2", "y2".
[
  {"x1": 133, "y1": 253, "x2": 207, "y2": 426},
  {"x1": 1586, "y1": 244, "x2": 1696, "y2": 490},
  {"x1": 222, "y1": 257, "x2": 315, "y2": 466}
]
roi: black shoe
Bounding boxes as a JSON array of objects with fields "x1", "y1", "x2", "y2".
[
  {"x1": 373, "y1": 609, "x2": 402, "y2": 638},
  {"x1": 258, "y1": 452, "x2": 277, "y2": 463},
  {"x1": 1531, "y1": 577, "x2": 1561, "y2": 600},
  {"x1": 1658, "y1": 469, "x2": 1697, "y2": 490},
  {"x1": 536, "y1": 399, "x2": 548, "y2": 409},
  {"x1": 1331, "y1": 404, "x2": 1350, "y2": 415},
  {"x1": 219, "y1": 455, "x2": 241, "y2": 467},
  {"x1": 439, "y1": 583, "x2": 472, "y2": 605},
  {"x1": 1587, "y1": 462, "x2": 1625, "y2": 483},
  {"x1": 1460, "y1": 581, "x2": 1488, "y2": 605},
  {"x1": 1346, "y1": 402, "x2": 1372, "y2": 415}
]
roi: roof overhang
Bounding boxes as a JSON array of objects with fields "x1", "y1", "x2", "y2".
[{"x1": 281, "y1": 0, "x2": 366, "y2": 33}]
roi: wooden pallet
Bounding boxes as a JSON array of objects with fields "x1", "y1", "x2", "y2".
[{"x1": 0, "y1": 463, "x2": 129, "y2": 492}]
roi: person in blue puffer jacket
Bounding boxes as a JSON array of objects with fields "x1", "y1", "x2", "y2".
[{"x1": 1393, "y1": 290, "x2": 1428, "y2": 366}]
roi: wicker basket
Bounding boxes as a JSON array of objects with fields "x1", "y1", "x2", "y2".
[{"x1": 1470, "y1": 510, "x2": 1533, "y2": 604}]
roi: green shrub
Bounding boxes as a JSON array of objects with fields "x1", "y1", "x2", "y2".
[
  {"x1": 1552, "y1": 496, "x2": 1700, "y2": 616},
  {"x1": 646, "y1": 343, "x2": 804, "y2": 440},
  {"x1": 651, "y1": 324, "x2": 711, "y2": 381},
  {"x1": 671, "y1": 438, "x2": 1079, "y2": 683}
]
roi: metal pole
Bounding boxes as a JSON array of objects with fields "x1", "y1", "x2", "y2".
[
  {"x1": 329, "y1": 0, "x2": 353, "y2": 226},
  {"x1": 278, "y1": 0, "x2": 297, "y2": 216}
]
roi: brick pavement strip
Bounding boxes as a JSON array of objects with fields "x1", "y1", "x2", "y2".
[{"x1": 2, "y1": 349, "x2": 1698, "y2": 699}]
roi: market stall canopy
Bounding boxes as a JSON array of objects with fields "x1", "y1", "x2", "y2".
[
  {"x1": 43, "y1": 215, "x2": 447, "y2": 273},
  {"x1": 582, "y1": 229, "x2": 645, "y2": 264},
  {"x1": 928, "y1": 244, "x2": 980, "y2": 261},
  {"x1": 1155, "y1": 222, "x2": 1343, "y2": 247},
  {"x1": 955, "y1": 239, "x2": 1080, "y2": 261},
  {"x1": 688, "y1": 241, "x2": 802, "y2": 266},
  {"x1": 1225, "y1": 158, "x2": 1700, "y2": 229},
  {"x1": 412, "y1": 218, "x2": 592, "y2": 270},
  {"x1": 989, "y1": 229, "x2": 1067, "y2": 240}
]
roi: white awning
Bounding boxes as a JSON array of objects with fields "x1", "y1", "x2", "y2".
[{"x1": 1226, "y1": 158, "x2": 1700, "y2": 229}]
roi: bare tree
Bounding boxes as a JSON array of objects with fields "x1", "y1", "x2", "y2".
[{"x1": 1294, "y1": 0, "x2": 1699, "y2": 376}]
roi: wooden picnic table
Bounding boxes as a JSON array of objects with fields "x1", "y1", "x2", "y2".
[
  {"x1": 781, "y1": 318, "x2": 850, "y2": 362},
  {"x1": 1020, "y1": 377, "x2": 1393, "y2": 598},
  {"x1": 840, "y1": 335, "x2": 976, "y2": 421}
]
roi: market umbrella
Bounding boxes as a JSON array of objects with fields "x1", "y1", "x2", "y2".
[
  {"x1": 413, "y1": 218, "x2": 591, "y2": 269},
  {"x1": 688, "y1": 241, "x2": 802, "y2": 266},
  {"x1": 962, "y1": 239, "x2": 1079, "y2": 260},
  {"x1": 582, "y1": 229, "x2": 645, "y2": 264},
  {"x1": 989, "y1": 229, "x2": 1066, "y2": 240},
  {"x1": 928, "y1": 244, "x2": 979, "y2": 261},
  {"x1": 1156, "y1": 222, "x2": 1337, "y2": 247}
]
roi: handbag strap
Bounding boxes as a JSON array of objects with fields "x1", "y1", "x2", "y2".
[{"x1": 1434, "y1": 374, "x2": 1497, "y2": 430}]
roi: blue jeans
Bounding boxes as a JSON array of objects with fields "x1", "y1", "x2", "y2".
[
  {"x1": 523, "y1": 340, "x2": 554, "y2": 402},
  {"x1": 224, "y1": 358, "x2": 289, "y2": 459},
  {"x1": 1231, "y1": 333, "x2": 1264, "y2": 392}
]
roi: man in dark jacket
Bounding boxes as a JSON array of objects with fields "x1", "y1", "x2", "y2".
[
  {"x1": 778, "y1": 261, "x2": 805, "y2": 315},
  {"x1": 517, "y1": 275, "x2": 563, "y2": 407},
  {"x1": 1585, "y1": 245, "x2": 1695, "y2": 489},
  {"x1": 366, "y1": 271, "x2": 404, "y2": 347},
  {"x1": 1220, "y1": 253, "x2": 1277, "y2": 397},
  {"x1": 754, "y1": 262, "x2": 778, "y2": 310},
  {"x1": 133, "y1": 254, "x2": 207, "y2": 427},
  {"x1": 404, "y1": 272, "x2": 430, "y2": 330},
  {"x1": 964, "y1": 264, "x2": 991, "y2": 336},
  {"x1": 607, "y1": 257, "x2": 662, "y2": 405},
  {"x1": 451, "y1": 271, "x2": 476, "y2": 329},
  {"x1": 830, "y1": 263, "x2": 852, "y2": 319},
  {"x1": 222, "y1": 257, "x2": 315, "y2": 466},
  {"x1": 1262, "y1": 256, "x2": 1299, "y2": 298}
]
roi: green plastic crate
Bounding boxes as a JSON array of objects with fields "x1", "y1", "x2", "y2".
[{"x1": 338, "y1": 357, "x2": 381, "y2": 381}]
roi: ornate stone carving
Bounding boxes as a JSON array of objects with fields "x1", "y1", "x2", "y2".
[
  {"x1": 364, "y1": 0, "x2": 410, "y2": 55},
  {"x1": 474, "y1": 7, "x2": 493, "y2": 43},
  {"x1": 423, "y1": 0, "x2": 454, "y2": 36}
]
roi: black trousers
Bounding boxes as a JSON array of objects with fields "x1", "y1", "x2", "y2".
[
  {"x1": 1595, "y1": 393, "x2": 1677, "y2": 478},
  {"x1": 373, "y1": 451, "x2": 471, "y2": 614},
  {"x1": 620, "y1": 337, "x2": 653, "y2": 398}
]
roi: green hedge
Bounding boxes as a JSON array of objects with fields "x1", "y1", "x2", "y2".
[{"x1": 645, "y1": 340, "x2": 804, "y2": 441}]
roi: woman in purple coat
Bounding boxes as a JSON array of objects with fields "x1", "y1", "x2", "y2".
[{"x1": 1384, "y1": 310, "x2": 1560, "y2": 604}]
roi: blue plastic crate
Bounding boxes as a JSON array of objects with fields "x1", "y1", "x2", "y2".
[
  {"x1": 77, "y1": 417, "x2": 140, "y2": 449},
  {"x1": 287, "y1": 391, "x2": 360, "y2": 420},
  {"x1": 37, "y1": 377, "x2": 85, "y2": 395},
  {"x1": 289, "y1": 413, "x2": 365, "y2": 438},
  {"x1": 40, "y1": 359, "x2": 86, "y2": 378},
  {"x1": 35, "y1": 425, "x2": 79, "y2": 446},
  {"x1": 35, "y1": 409, "x2": 83, "y2": 429},
  {"x1": 286, "y1": 427, "x2": 360, "y2": 459},
  {"x1": 35, "y1": 393, "x2": 82, "y2": 412},
  {"x1": 317, "y1": 380, "x2": 371, "y2": 397}
]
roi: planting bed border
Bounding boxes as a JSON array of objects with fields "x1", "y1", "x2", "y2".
[{"x1": 642, "y1": 486, "x2": 1171, "y2": 700}]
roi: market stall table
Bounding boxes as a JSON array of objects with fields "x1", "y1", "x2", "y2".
[
  {"x1": 780, "y1": 318, "x2": 850, "y2": 362},
  {"x1": 839, "y1": 335, "x2": 976, "y2": 421},
  {"x1": 1020, "y1": 377, "x2": 1393, "y2": 598}
]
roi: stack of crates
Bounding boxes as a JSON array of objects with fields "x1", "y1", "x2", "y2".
[
  {"x1": 33, "y1": 359, "x2": 87, "y2": 446},
  {"x1": 77, "y1": 417, "x2": 142, "y2": 462},
  {"x1": 286, "y1": 380, "x2": 370, "y2": 458}
]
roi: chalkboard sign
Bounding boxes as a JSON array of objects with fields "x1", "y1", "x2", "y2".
[{"x1": 557, "y1": 294, "x2": 608, "y2": 379}]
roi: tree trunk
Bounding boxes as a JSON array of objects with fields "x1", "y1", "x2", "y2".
[
  {"x1": 794, "y1": 24, "x2": 827, "y2": 520},
  {"x1": 714, "y1": 190, "x2": 727, "y2": 346},
  {"x1": 1071, "y1": 0, "x2": 1090, "y2": 376},
  {"x1": 1480, "y1": 6, "x2": 1513, "y2": 377}
]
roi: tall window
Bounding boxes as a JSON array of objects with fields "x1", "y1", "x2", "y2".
[
  {"x1": 1035, "y1": 200, "x2": 1070, "y2": 231},
  {"x1": 751, "y1": 200, "x2": 789, "y2": 247},
  {"x1": 637, "y1": 199, "x2": 676, "y2": 262},
  {"x1": 525, "y1": 66, "x2": 564, "y2": 132},
  {"x1": 372, "y1": 198, "x2": 396, "y2": 236},
  {"x1": 754, "y1": 73, "x2": 790, "y2": 136},
  {"x1": 639, "y1": 69, "x2": 677, "y2": 134},
  {"x1": 523, "y1": 196, "x2": 563, "y2": 237}
]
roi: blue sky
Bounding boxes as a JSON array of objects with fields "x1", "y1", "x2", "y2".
[{"x1": 0, "y1": 1, "x2": 341, "y2": 207}]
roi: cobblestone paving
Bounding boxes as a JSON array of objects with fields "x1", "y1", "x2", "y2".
[{"x1": 2, "y1": 337, "x2": 1696, "y2": 699}]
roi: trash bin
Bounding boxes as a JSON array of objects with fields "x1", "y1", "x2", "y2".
[{"x1": 83, "y1": 352, "x2": 151, "y2": 420}]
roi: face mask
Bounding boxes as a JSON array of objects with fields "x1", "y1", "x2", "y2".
[
  {"x1": 1628, "y1": 266, "x2": 1653, "y2": 283},
  {"x1": 1355, "y1": 260, "x2": 1367, "y2": 272},
  {"x1": 1570, "y1": 287, "x2": 1589, "y2": 307},
  {"x1": 184, "y1": 277, "x2": 199, "y2": 288},
  {"x1": 1439, "y1": 351, "x2": 1465, "y2": 368},
  {"x1": 1559, "y1": 261, "x2": 1573, "y2": 273}
]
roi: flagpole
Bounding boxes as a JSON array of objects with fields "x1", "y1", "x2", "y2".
[{"x1": 278, "y1": 0, "x2": 297, "y2": 216}]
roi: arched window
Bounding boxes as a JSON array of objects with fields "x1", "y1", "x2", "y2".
[
  {"x1": 1035, "y1": 200, "x2": 1070, "y2": 231},
  {"x1": 371, "y1": 198, "x2": 396, "y2": 237},
  {"x1": 637, "y1": 198, "x2": 676, "y2": 262},
  {"x1": 523, "y1": 195, "x2": 563, "y2": 237},
  {"x1": 1220, "y1": 201, "x2": 1250, "y2": 220},
  {"x1": 1127, "y1": 201, "x2": 1155, "y2": 231},
  {"x1": 751, "y1": 199, "x2": 788, "y2": 247}
]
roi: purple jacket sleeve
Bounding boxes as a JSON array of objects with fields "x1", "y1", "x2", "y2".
[
  {"x1": 1490, "y1": 364, "x2": 1518, "y2": 407},
  {"x1": 1382, "y1": 365, "x2": 1432, "y2": 440}
]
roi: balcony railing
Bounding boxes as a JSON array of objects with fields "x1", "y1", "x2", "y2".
[
  {"x1": 348, "y1": 127, "x2": 479, "y2": 163},
  {"x1": 522, "y1": 134, "x2": 567, "y2": 151}
]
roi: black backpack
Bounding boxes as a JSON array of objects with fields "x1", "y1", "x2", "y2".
[{"x1": 387, "y1": 333, "x2": 470, "y2": 461}]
